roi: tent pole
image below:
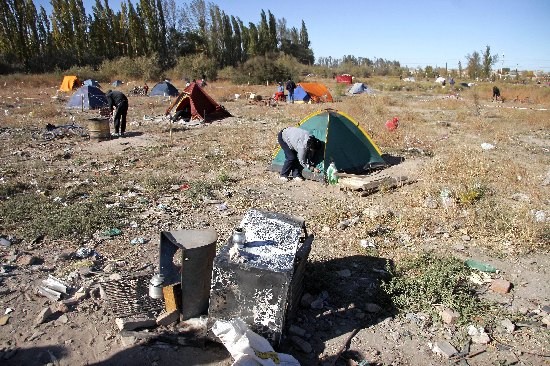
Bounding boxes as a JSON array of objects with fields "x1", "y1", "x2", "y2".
[
  {"x1": 169, "y1": 118, "x2": 172, "y2": 144},
  {"x1": 81, "y1": 94, "x2": 84, "y2": 112}
]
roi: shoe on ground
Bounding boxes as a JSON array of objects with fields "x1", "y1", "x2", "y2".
[
  {"x1": 293, "y1": 176, "x2": 305, "y2": 182},
  {"x1": 120, "y1": 132, "x2": 125, "y2": 137},
  {"x1": 279, "y1": 176, "x2": 290, "y2": 182},
  {"x1": 111, "y1": 133, "x2": 119, "y2": 139}
]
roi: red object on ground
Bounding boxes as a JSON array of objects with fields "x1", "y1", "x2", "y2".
[
  {"x1": 336, "y1": 74, "x2": 353, "y2": 84},
  {"x1": 385, "y1": 117, "x2": 399, "y2": 131}
]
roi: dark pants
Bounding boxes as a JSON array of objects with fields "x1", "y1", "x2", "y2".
[
  {"x1": 114, "y1": 100, "x2": 128, "y2": 134},
  {"x1": 278, "y1": 129, "x2": 302, "y2": 178},
  {"x1": 288, "y1": 90, "x2": 294, "y2": 103}
]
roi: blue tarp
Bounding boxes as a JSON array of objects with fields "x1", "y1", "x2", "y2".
[
  {"x1": 66, "y1": 85, "x2": 108, "y2": 110},
  {"x1": 150, "y1": 81, "x2": 179, "y2": 97}
]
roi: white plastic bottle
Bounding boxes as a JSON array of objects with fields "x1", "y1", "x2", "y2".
[{"x1": 326, "y1": 162, "x2": 338, "y2": 185}]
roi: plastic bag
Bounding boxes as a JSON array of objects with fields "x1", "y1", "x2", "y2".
[{"x1": 212, "y1": 318, "x2": 300, "y2": 366}]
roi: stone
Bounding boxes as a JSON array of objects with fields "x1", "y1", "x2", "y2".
[
  {"x1": 115, "y1": 316, "x2": 156, "y2": 331},
  {"x1": 490, "y1": 279, "x2": 512, "y2": 294},
  {"x1": 55, "y1": 314, "x2": 69, "y2": 324},
  {"x1": 432, "y1": 341, "x2": 457, "y2": 358},
  {"x1": 0, "y1": 315, "x2": 9, "y2": 326},
  {"x1": 288, "y1": 325, "x2": 306, "y2": 337},
  {"x1": 471, "y1": 332, "x2": 491, "y2": 344},
  {"x1": 120, "y1": 335, "x2": 137, "y2": 347},
  {"x1": 500, "y1": 319, "x2": 515, "y2": 333},
  {"x1": 54, "y1": 303, "x2": 70, "y2": 314},
  {"x1": 364, "y1": 303, "x2": 382, "y2": 313},
  {"x1": 310, "y1": 298, "x2": 324, "y2": 310},
  {"x1": 541, "y1": 305, "x2": 550, "y2": 314},
  {"x1": 542, "y1": 315, "x2": 550, "y2": 327},
  {"x1": 156, "y1": 310, "x2": 180, "y2": 327},
  {"x1": 16, "y1": 254, "x2": 40, "y2": 266},
  {"x1": 34, "y1": 307, "x2": 52, "y2": 326},
  {"x1": 440, "y1": 308, "x2": 460, "y2": 324},
  {"x1": 290, "y1": 335, "x2": 312, "y2": 353},
  {"x1": 336, "y1": 269, "x2": 351, "y2": 277},
  {"x1": 108, "y1": 273, "x2": 122, "y2": 281}
]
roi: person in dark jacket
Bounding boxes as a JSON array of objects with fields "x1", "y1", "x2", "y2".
[
  {"x1": 492, "y1": 86, "x2": 501, "y2": 102},
  {"x1": 277, "y1": 126, "x2": 321, "y2": 181},
  {"x1": 106, "y1": 90, "x2": 129, "y2": 137},
  {"x1": 286, "y1": 79, "x2": 296, "y2": 103}
]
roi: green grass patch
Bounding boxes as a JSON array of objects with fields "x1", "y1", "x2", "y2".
[{"x1": 382, "y1": 252, "x2": 490, "y2": 324}]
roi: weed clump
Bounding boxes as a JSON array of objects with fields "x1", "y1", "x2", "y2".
[{"x1": 381, "y1": 252, "x2": 489, "y2": 324}]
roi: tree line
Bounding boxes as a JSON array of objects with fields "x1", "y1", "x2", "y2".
[{"x1": 0, "y1": 0, "x2": 314, "y2": 74}]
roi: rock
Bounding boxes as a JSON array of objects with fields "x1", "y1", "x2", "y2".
[
  {"x1": 290, "y1": 335, "x2": 312, "y2": 353},
  {"x1": 490, "y1": 279, "x2": 512, "y2": 294},
  {"x1": 0, "y1": 237, "x2": 12, "y2": 248},
  {"x1": 440, "y1": 308, "x2": 460, "y2": 324},
  {"x1": 16, "y1": 254, "x2": 40, "y2": 266},
  {"x1": 115, "y1": 316, "x2": 156, "y2": 331},
  {"x1": 500, "y1": 318, "x2": 515, "y2": 333},
  {"x1": 542, "y1": 315, "x2": 550, "y2": 327},
  {"x1": 461, "y1": 235, "x2": 471, "y2": 241},
  {"x1": 471, "y1": 332, "x2": 491, "y2": 344},
  {"x1": 300, "y1": 293, "x2": 314, "y2": 308},
  {"x1": 364, "y1": 303, "x2": 382, "y2": 313},
  {"x1": 432, "y1": 341, "x2": 457, "y2": 358},
  {"x1": 34, "y1": 307, "x2": 52, "y2": 326},
  {"x1": 109, "y1": 273, "x2": 122, "y2": 281},
  {"x1": 310, "y1": 297, "x2": 324, "y2": 310},
  {"x1": 541, "y1": 305, "x2": 550, "y2": 314},
  {"x1": 54, "y1": 303, "x2": 70, "y2": 314},
  {"x1": 511, "y1": 193, "x2": 530, "y2": 202},
  {"x1": 3, "y1": 348, "x2": 17, "y2": 360},
  {"x1": 120, "y1": 335, "x2": 137, "y2": 347},
  {"x1": 336, "y1": 269, "x2": 351, "y2": 277},
  {"x1": 0, "y1": 315, "x2": 9, "y2": 326},
  {"x1": 156, "y1": 310, "x2": 180, "y2": 326},
  {"x1": 55, "y1": 314, "x2": 69, "y2": 324},
  {"x1": 288, "y1": 325, "x2": 306, "y2": 337}
]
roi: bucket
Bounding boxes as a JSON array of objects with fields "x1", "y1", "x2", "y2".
[{"x1": 88, "y1": 118, "x2": 110, "y2": 141}]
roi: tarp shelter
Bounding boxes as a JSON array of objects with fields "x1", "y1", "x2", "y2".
[
  {"x1": 111, "y1": 80, "x2": 123, "y2": 87},
  {"x1": 83, "y1": 79, "x2": 101, "y2": 88},
  {"x1": 348, "y1": 83, "x2": 373, "y2": 95},
  {"x1": 298, "y1": 82, "x2": 333, "y2": 103},
  {"x1": 150, "y1": 81, "x2": 179, "y2": 97},
  {"x1": 66, "y1": 85, "x2": 108, "y2": 110},
  {"x1": 336, "y1": 74, "x2": 353, "y2": 84},
  {"x1": 270, "y1": 109, "x2": 387, "y2": 181},
  {"x1": 59, "y1": 76, "x2": 81, "y2": 92},
  {"x1": 165, "y1": 82, "x2": 231, "y2": 121}
]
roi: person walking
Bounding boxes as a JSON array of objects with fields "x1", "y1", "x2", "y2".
[
  {"x1": 106, "y1": 90, "x2": 128, "y2": 138},
  {"x1": 286, "y1": 79, "x2": 296, "y2": 103},
  {"x1": 277, "y1": 126, "x2": 321, "y2": 181}
]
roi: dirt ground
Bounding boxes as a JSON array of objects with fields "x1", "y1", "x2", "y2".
[{"x1": 0, "y1": 78, "x2": 549, "y2": 366}]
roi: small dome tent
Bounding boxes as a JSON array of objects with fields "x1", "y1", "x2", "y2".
[
  {"x1": 150, "y1": 81, "x2": 179, "y2": 97},
  {"x1": 66, "y1": 85, "x2": 108, "y2": 110},
  {"x1": 270, "y1": 109, "x2": 387, "y2": 181}
]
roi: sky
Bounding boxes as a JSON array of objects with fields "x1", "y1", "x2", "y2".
[{"x1": 34, "y1": 0, "x2": 550, "y2": 71}]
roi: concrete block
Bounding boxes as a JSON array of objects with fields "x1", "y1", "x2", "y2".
[
  {"x1": 156, "y1": 310, "x2": 180, "y2": 326},
  {"x1": 115, "y1": 316, "x2": 156, "y2": 331}
]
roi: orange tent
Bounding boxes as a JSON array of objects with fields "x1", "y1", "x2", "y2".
[
  {"x1": 298, "y1": 82, "x2": 333, "y2": 103},
  {"x1": 59, "y1": 76, "x2": 81, "y2": 92}
]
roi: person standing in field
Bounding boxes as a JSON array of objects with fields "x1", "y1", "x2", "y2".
[
  {"x1": 106, "y1": 90, "x2": 128, "y2": 138},
  {"x1": 492, "y1": 86, "x2": 501, "y2": 102},
  {"x1": 286, "y1": 79, "x2": 296, "y2": 103}
]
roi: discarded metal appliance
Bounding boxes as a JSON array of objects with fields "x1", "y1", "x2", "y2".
[
  {"x1": 159, "y1": 229, "x2": 218, "y2": 320},
  {"x1": 208, "y1": 209, "x2": 313, "y2": 346}
]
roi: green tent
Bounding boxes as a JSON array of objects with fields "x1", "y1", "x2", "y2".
[{"x1": 270, "y1": 109, "x2": 387, "y2": 180}]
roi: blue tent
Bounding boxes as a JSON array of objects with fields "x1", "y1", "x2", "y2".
[
  {"x1": 291, "y1": 86, "x2": 310, "y2": 103},
  {"x1": 83, "y1": 79, "x2": 101, "y2": 88},
  {"x1": 150, "y1": 81, "x2": 179, "y2": 97},
  {"x1": 112, "y1": 80, "x2": 123, "y2": 87},
  {"x1": 66, "y1": 85, "x2": 108, "y2": 110}
]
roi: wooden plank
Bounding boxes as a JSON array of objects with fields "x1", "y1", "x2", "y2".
[{"x1": 360, "y1": 176, "x2": 413, "y2": 196}]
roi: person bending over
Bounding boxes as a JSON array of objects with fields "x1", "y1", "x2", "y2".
[{"x1": 277, "y1": 126, "x2": 321, "y2": 181}]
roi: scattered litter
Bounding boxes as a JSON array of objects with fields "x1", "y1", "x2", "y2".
[
  {"x1": 360, "y1": 238, "x2": 376, "y2": 248},
  {"x1": 480, "y1": 142, "x2": 495, "y2": 150},
  {"x1": 102, "y1": 228, "x2": 122, "y2": 237},
  {"x1": 130, "y1": 237, "x2": 148, "y2": 245},
  {"x1": 216, "y1": 202, "x2": 228, "y2": 211},
  {"x1": 468, "y1": 271, "x2": 492, "y2": 285},
  {"x1": 465, "y1": 259, "x2": 497, "y2": 273},
  {"x1": 212, "y1": 318, "x2": 300, "y2": 366},
  {"x1": 75, "y1": 247, "x2": 94, "y2": 259},
  {"x1": 5, "y1": 308, "x2": 14, "y2": 315},
  {"x1": 385, "y1": 116, "x2": 399, "y2": 131},
  {"x1": 42, "y1": 275, "x2": 70, "y2": 294},
  {"x1": 0, "y1": 237, "x2": 12, "y2": 247}
]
